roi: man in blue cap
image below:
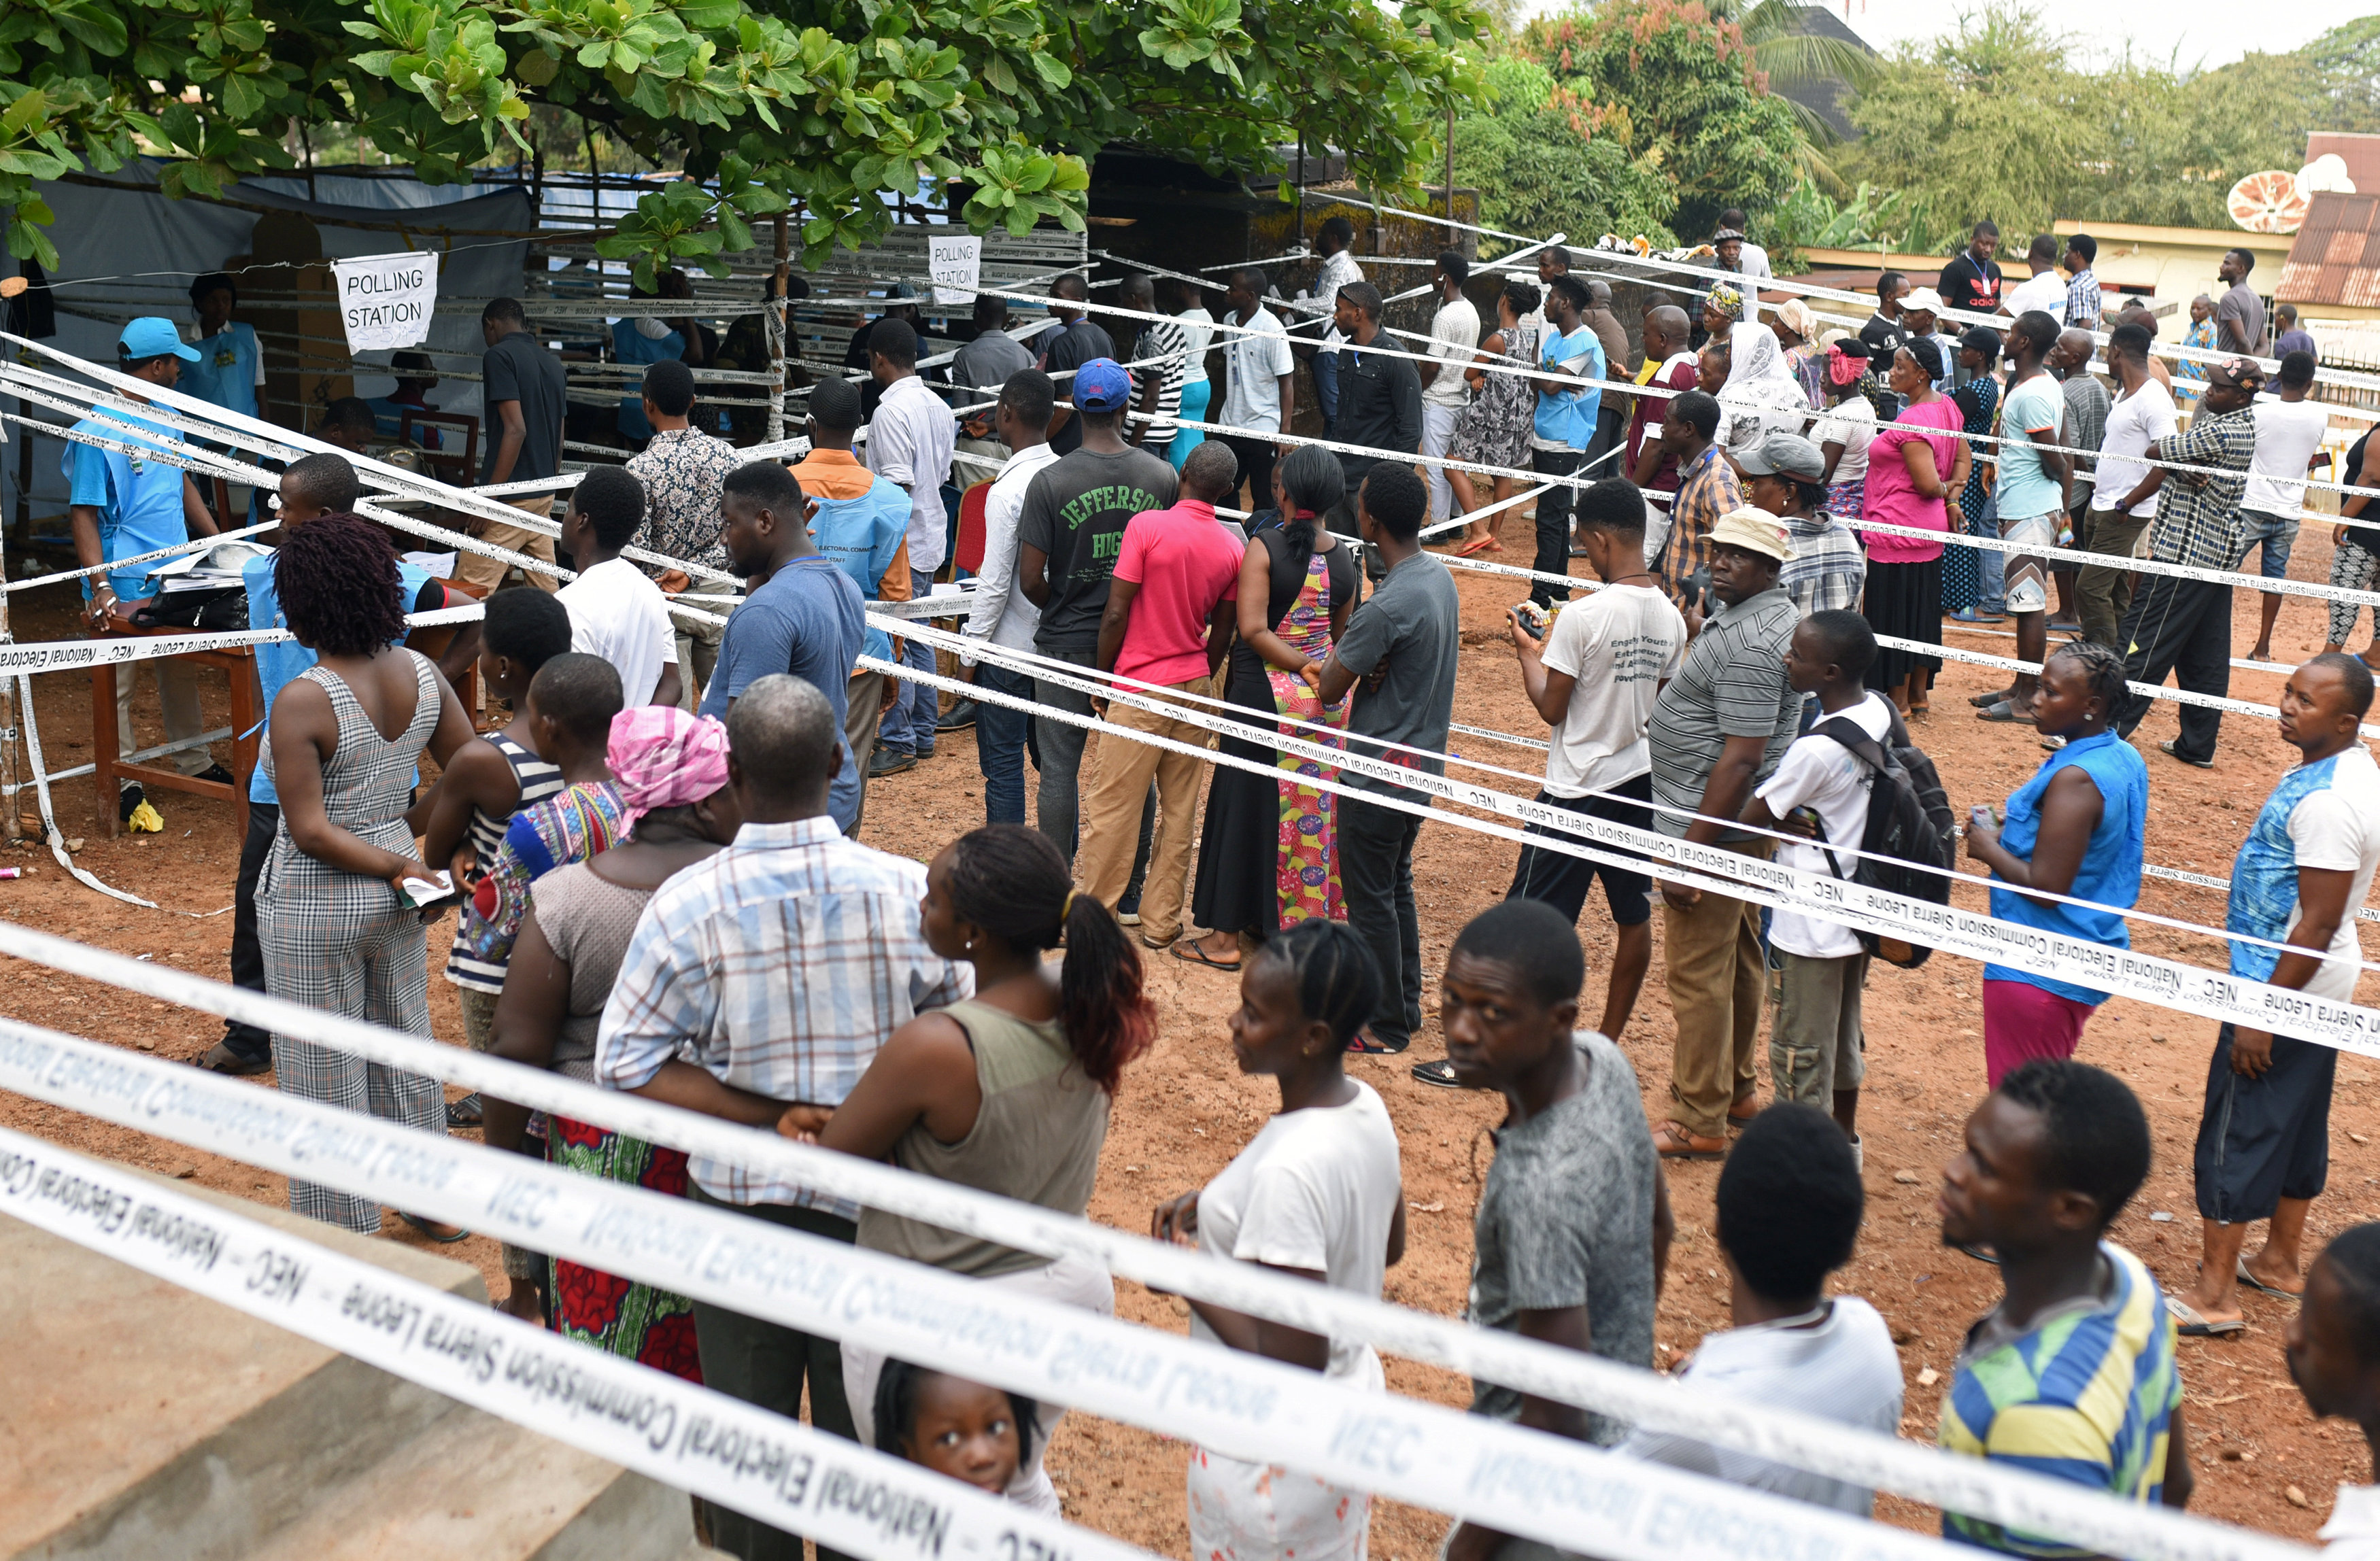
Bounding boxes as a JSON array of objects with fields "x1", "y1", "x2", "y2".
[
  {"x1": 66, "y1": 317, "x2": 230, "y2": 822},
  {"x1": 1016, "y1": 356, "x2": 1178, "y2": 868}
]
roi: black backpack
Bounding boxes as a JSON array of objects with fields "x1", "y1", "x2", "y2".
[{"x1": 1810, "y1": 711, "x2": 1957, "y2": 968}]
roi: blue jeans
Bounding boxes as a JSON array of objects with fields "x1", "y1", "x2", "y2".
[
  {"x1": 974, "y1": 661, "x2": 1035, "y2": 825},
  {"x1": 1313, "y1": 351, "x2": 1339, "y2": 436},
  {"x1": 875, "y1": 637, "x2": 940, "y2": 756},
  {"x1": 1974, "y1": 489, "x2": 2006, "y2": 615}
]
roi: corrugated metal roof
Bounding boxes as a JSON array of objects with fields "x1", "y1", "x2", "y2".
[
  {"x1": 2308, "y1": 133, "x2": 2380, "y2": 197},
  {"x1": 2280, "y1": 191, "x2": 2380, "y2": 307}
]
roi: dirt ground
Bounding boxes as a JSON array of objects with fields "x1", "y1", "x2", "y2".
[{"x1": 1, "y1": 523, "x2": 2375, "y2": 1555}]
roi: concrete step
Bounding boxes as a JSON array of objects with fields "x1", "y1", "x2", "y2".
[
  {"x1": 243, "y1": 1398, "x2": 693, "y2": 1561},
  {"x1": 0, "y1": 1165, "x2": 692, "y2": 1561}
]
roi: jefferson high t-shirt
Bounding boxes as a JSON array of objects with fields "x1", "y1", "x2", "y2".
[{"x1": 1016, "y1": 447, "x2": 1178, "y2": 656}]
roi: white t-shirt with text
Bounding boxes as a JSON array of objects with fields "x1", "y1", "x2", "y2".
[
  {"x1": 1754, "y1": 691, "x2": 1894, "y2": 959},
  {"x1": 1540, "y1": 583, "x2": 1687, "y2": 799},
  {"x1": 2244, "y1": 398, "x2": 2333, "y2": 519},
  {"x1": 1617, "y1": 1296, "x2": 1905, "y2": 1516},
  {"x1": 557, "y1": 555, "x2": 679, "y2": 708},
  {"x1": 2003, "y1": 271, "x2": 2069, "y2": 321},
  {"x1": 1191, "y1": 1082, "x2": 1402, "y2": 1388}
]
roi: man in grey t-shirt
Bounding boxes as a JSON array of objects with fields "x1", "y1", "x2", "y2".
[
  {"x1": 1319, "y1": 465, "x2": 1459, "y2": 1055},
  {"x1": 1439, "y1": 899, "x2": 1669, "y2": 1561},
  {"x1": 1644, "y1": 509, "x2": 1802, "y2": 1159},
  {"x1": 2216, "y1": 248, "x2": 2267, "y2": 357}
]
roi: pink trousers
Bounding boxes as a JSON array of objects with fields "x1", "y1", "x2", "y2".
[{"x1": 1982, "y1": 978, "x2": 2097, "y2": 1088}]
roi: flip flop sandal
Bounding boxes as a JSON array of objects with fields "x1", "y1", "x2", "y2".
[
  {"x1": 2237, "y1": 1257, "x2": 2302, "y2": 1301},
  {"x1": 2163, "y1": 1292, "x2": 2246, "y2": 1337},
  {"x1": 1969, "y1": 689, "x2": 2015, "y2": 708},
  {"x1": 1171, "y1": 941, "x2": 1242, "y2": 972},
  {"x1": 1346, "y1": 1029, "x2": 1406, "y2": 1056},
  {"x1": 1956, "y1": 1242, "x2": 2001, "y2": 1266},
  {"x1": 1976, "y1": 700, "x2": 2033, "y2": 723},
  {"x1": 401, "y1": 1212, "x2": 471, "y2": 1245},
  {"x1": 445, "y1": 1093, "x2": 483, "y2": 1129},
  {"x1": 1410, "y1": 1058, "x2": 1464, "y2": 1088},
  {"x1": 1652, "y1": 1120, "x2": 1727, "y2": 1161},
  {"x1": 1456, "y1": 535, "x2": 1497, "y2": 558}
]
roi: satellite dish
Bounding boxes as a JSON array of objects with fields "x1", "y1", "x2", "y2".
[
  {"x1": 2298, "y1": 153, "x2": 2358, "y2": 202},
  {"x1": 2230, "y1": 170, "x2": 2310, "y2": 235}
]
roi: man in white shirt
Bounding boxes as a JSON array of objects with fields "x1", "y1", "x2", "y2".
[
  {"x1": 2001, "y1": 233, "x2": 2070, "y2": 322},
  {"x1": 1718, "y1": 210, "x2": 1773, "y2": 286},
  {"x1": 1620, "y1": 1103, "x2": 1903, "y2": 1515},
  {"x1": 864, "y1": 315, "x2": 958, "y2": 768},
  {"x1": 962, "y1": 369, "x2": 1060, "y2": 828},
  {"x1": 1307, "y1": 216, "x2": 1363, "y2": 436},
  {"x1": 1503, "y1": 480, "x2": 1683, "y2": 1044},
  {"x1": 1739, "y1": 611, "x2": 1892, "y2": 1149},
  {"x1": 2242, "y1": 350, "x2": 2333, "y2": 661},
  {"x1": 1418, "y1": 250, "x2": 1482, "y2": 530},
  {"x1": 556, "y1": 466, "x2": 681, "y2": 708},
  {"x1": 1215, "y1": 267, "x2": 1296, "y2": 511},
  {"x1": 2166, "y1": 655, "x2": 2380, "y2": 1339},
  {"x1": 2077, "y1": 323, "x2": 2179, "y2": 650}
]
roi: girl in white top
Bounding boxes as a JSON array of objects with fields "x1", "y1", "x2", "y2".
[
  {"x1": 1153, "y1": 920, "x2": 1406, "y2": 1561},
  {"x1": 1170, "y1": 286, "x2": 1219, "y2": 470}
]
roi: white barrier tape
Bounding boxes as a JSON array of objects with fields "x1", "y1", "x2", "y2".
[
  {"x1": 1848, "y1": 513, "x2": 2380, "y2": 607},
  {"x1": 0, "y1": 407, "x2": 284, "y2": 497},
  {"x1": 0, "y1": 358, "x2": 311, "y2": 462},
  {"x1": 894, "y1": 612, "x2": 2377, "y2": 977},
  {"x1": 876, "y1": 635, "x2": 2380, "y2": 1052},
  {"x1": 0, "y1": 605, "x2": 483, "y2": 676},
  {"x1": 6, "y1": 521, "x2": 279, "y2": 594},
  {"x1": 0, "y1": 1020, "x2": 1986, "y2": 1561},
  {"x1": 0, "y1": 933, "x2": 2303, "y2": 1561},
  {"x1": 0, "y1": 1125, "x2": 1157, "y2": 1561}
]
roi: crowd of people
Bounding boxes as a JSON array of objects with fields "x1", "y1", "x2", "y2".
[{"x1": 50, "y1": 207, "x2": 2380, "y2": 1561}]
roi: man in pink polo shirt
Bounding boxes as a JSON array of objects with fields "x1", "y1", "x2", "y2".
[{"x1": 1076, "y1": 441, "x2": 1247, "y2": 946}]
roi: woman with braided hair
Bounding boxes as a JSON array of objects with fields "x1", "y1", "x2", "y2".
[
  {"x1": 783, "y1": 822, "x2": 1153, "y2": 1511},
  {"x1": 1153, "y1": 918, "x2": 1406, "y2": 1561},
  {"x1": 258, "y1": 513, "x2": 479, "y2": 1235}
]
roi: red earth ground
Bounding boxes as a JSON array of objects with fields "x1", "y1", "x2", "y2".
[{"x1": 0, "y1": 524, "x2": 2373, "y2": 1555}]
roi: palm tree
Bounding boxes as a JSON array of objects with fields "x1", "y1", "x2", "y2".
[{"x1": 1705, "y1": 0, "x2": 1882, "y2": 189}]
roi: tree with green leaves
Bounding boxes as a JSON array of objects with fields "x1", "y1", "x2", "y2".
[
  {"x1": 1516, "y1": 0, "x2": 1805, "y2": 242},
  {"x1": 1450, "y1": 55, "x2": 1678, "y2": 254},
  {"x1": 0, "y1": 0, "x2": 1487, "y2": 281}
]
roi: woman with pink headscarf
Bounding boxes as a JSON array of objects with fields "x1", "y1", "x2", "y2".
[{"x1": 485, "y1": 706, "x2": 742, "y2": 1376}]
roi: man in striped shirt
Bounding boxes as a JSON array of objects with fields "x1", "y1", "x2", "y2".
[
  {"x1": 1121, "y1": 271, "x2": 1185, "y2": 453},
  {"x1": 596, "y1": 674, "x2": 970, "y2": 1559},
  {"x1": 1937, "y1": 1059, "x2": 2192, "y2": 1554}
]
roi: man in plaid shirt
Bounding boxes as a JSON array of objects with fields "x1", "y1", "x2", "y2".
[
  {"x1": 596, "y1": 673, "x2": 969, "y2": 1557},
  {"x1": 1744, "y1": 431, "x2": 1867, "y2": 614},
  {"x1": 1656, "y1": 390, "x2": 1741, "y2": 605},
  {"x1": 2107, "y1": 357, "x2": 2266, "y2": 768}
]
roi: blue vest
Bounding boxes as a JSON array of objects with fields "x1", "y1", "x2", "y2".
[
  {"x1": 807, "y1": 476, "x2": 913, "y2": 663},
  {"x1": 181, "y1": 324, "x2": 261, "y2": 419},
  {"x1": 613, "y1": 320, "x2": 685, "y2": 441},
  {"x1": 1985, "y1": 732, "x2": 2148, "y2": 1004}
]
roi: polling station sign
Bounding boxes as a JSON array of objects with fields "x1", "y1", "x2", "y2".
[
  {"x1": 929, "y1": 235, "x2": 983, "y2": 306},
  {"x1": 330, "y1": 251, "x2": 439, "y2": 354}
]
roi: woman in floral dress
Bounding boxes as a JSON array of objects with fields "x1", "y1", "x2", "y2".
[{"x1": 1444, "y1": 277, "x2": 1542, "y2": 555}]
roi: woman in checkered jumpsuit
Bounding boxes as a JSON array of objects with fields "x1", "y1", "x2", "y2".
[{"x1": 258, "y1": 514, "x2": 479, "y2": 1233}]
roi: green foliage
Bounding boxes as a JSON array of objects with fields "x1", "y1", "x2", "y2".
[
  {"x1": 1765, "y1": 174, "x2": 1949, "y2": 255},
  {"x1": 1450, "y1": 50, "x2": 1674, "y2": 255},
  {"x1": 1843, "y1": 5, "x2": 2380, "y2": 238},
  {"x1": 0, "y1": 0, "x2": 1488, "y2": 278},
  {"x1": 1516, "y1": 0, "x2": 1805, "y2": 241}
]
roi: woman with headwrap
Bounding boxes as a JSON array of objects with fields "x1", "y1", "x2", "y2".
[
  {"x1": 1716, "y1": 320, "x2": 1814, "y2": 465},
  {"x1": 485, "y1": 706, "x2": 743, "y2": 1373},
  {"x1": 1698, "y1": 280, "x2": 1742, "y2": 348},
  {"x1": 1773, "y1": 297, "x2": 1826, "y2": 409}
]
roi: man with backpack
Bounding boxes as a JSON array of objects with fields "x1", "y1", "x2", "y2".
[{"x1": 1738, "y1": 612, "x2": 1897, "y2": 1165}]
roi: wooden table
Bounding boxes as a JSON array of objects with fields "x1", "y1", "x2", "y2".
[{"x1": 90, "y1": 616, "x2": 258, "y2": 840}]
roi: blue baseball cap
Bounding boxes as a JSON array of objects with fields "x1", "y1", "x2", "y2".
[
  {"x1": 1074, "y1": 357, "x2": 1133, "y2": 412},
  {"x1": 120, "y1": 317, "x2": 202, "y2": 362}
]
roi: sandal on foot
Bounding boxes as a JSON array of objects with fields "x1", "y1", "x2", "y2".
[
  {"x1": 1410, "y1": 1058, "x2": 1464, "y2": 1088},
  {"x1": 1171, "y1": 941, "x2": 1242, "y2": 972},
  {"x1": 197, "y1": 1042, "x2": 272, "y2": 1078},
  {"x1": 1346, "y1": 1029, "x2": 1406, "y2": 1056},
  {"x1": 401, "y1": 1212, "x2": 471, "y2": 1245},
  {"x1": 2163, "y1": 1292, "x2": 2246, "y2": 1336},
  {"x1": 1652, "y1": 1120, "x2": 1727, "y2": 1161},
  {"x1": 1456, "y1": 535, "x2": 1497, "y2": 558},
  {"x1": 1969, "y1": 688, "x2": 2015, "y2": 708},
  {"x1": 2237, "y1": 1257, "x2": 2302, "y2": 1301},
  {"x1": 1976, "y1": 699, "x2": 2033, "y2": 723},
  {"x1": 445, "y1": 1093, "x2": 483, "y2": 1129},
  {"x1": 2158, "y1": 739, "x2": 2215, "y2": 770}
]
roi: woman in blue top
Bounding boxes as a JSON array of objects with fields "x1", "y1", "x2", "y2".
[{"x1": 1962, "y1": 641, "x2": 2147, "y2": 1086}]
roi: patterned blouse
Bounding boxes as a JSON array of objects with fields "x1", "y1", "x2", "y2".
[{"x1": 626, "y1": 426, "x2": 740, "y2": 576}]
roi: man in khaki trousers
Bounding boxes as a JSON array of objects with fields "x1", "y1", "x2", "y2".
[{"x1": 1075, "y1": 444, "x2": 1249, "y2": 947}]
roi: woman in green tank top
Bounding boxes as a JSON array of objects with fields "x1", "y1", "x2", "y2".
[{"x1": 781, "y1": 824, "x2": 1157, "y2": 1511}]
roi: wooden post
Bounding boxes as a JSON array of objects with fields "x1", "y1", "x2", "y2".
[{"x1": 767, "y1": 213, "x2": 790, "y2": 445}]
